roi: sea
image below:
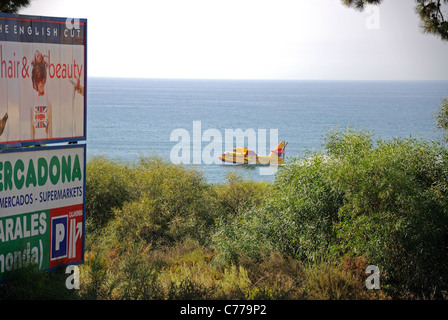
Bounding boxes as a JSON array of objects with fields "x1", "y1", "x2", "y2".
[{"x1": 86, "y1": 78, "x2": 448, "y2": 183}]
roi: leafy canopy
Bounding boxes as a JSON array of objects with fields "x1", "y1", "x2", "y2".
[
  {"x1": 342, "y1": 0, "x2": 448, "y2": 41},
  {"x1": 0, "y1": 0, "x2": 32, "y2": 14}
]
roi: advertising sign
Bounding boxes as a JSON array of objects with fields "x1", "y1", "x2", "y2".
[
  {"x1": 0, "y1": 13, "x2": 87, "y2": 147},
  {"x1": 0, "y1": 144, "x2": 85, "y2": 282}
]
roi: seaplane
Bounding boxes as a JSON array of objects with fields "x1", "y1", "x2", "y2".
[{"x1": 218, "y1": 141, "x2": 287, "y2": 165}]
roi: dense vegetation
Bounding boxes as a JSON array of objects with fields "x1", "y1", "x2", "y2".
[
  {"x1": 2, "y1": 0, "x2": 447, "y2": 302},
  {"x1": 2, "y1": 120, "x2": 448, "y2": 299}
]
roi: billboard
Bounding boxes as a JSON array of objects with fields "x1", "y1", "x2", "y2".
[
  {"x1": 0, "y1": 144, "x2": 85, "y2": 282},
  {"x1": 0, "y1": 13, "x2": 87, "y2": 147}
]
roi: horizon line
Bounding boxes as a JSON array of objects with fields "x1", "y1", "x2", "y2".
[{"x1": 86, "y1": 76, "x2": 448, "y2": 82}]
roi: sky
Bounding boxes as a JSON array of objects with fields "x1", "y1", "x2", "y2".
[{"x1": 20, "y1": 0, "x2": 448, "y2": 80}]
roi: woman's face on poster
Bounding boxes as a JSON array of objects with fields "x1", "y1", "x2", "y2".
[{"x1": 36, "y1": 79, "x2": 45, "y2": 95}]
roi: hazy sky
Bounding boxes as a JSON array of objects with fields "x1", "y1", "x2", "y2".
[{"x1": 21, "y1": 0, "x2": 448, "y2": 80}]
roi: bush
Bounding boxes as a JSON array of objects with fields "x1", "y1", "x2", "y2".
[
  {"x1": 85, "y1": 156, "x2": 135, "y2": 233},
  {"x1": 240, "y1": 251, "x2": 305, "y2": 299},
  {"x1": 82, "y1": 132, "x2": 448, "y2": 299},
  {"x1": 213, "y1": 152, "x2": 344, "y2": 263},
  {"x1": 213, "y1": 129, "x2": 448, "y2": 298},
  {"x1": 0, "y1": 264, "x2": 78, "y2": 300},
  {"x1": 101, "y1": 157, "x2": 214, "y2": 249},
  {"x1": 332, "y1": 136, "x2": 448, "y2": 297},
  {"x1": 302, "y1": 257, "x2": 387, "y2": 300},
  {"x1": 211, "y1": 173, "x2": 271, "y2": 218},
  {"x1": 435, "y1": 98, "x2": 448, "y2": 142}
]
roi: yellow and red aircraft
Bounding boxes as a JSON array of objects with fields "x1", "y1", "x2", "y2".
[{"x1": 218, "y1": 140, "x2": 287, "y2": 165}]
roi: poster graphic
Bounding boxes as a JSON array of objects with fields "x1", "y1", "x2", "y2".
[
  {"x1": 0, "y1": 144, "x2": 85, "y2": 282},
  {"x1": 0, "y1": 14, "x2": 87, "y2": 147}
]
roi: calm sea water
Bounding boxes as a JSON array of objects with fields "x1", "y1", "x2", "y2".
[{"x1": 86, "y1": 78, "x2": 448, "y2": 183}]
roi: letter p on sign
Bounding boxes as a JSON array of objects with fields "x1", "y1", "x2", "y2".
[
  {"x1": 51, "y1": 216, "x2": 68, "y2": 260},
  {"x1": 55, "y1": 223, "x2": 65, "y2": 251}
]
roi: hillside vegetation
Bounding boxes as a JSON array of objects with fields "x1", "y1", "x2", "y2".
[{"x1": 1, "y1": 128, "x2": 447, "y2": 300}]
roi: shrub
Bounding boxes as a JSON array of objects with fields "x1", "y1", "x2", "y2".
[
  {"x1": 111, "y1": 250, "x2": 162, "y2": 300},
  {"x1": 332, "y1": 136, "x2": 448, "y2": 297},
  {"x1": 213, "y1": 152, "x2": 344, "y2": 263},
  {"x1": 213, "y1": 129, "x2": 448, "y2": 298},
  {"x1": 0, "y1": 264, "x2": 78, "y2": 300},
  {"x1": 82, "y1": 132, "x2": 448, "y2": 299},
  {"x1": 302, "y1": 258, "x2": 381, "y2": 300},
  {"x1": 434, "y1": 98, "x2": 448, "y2": 142},
  {"x1": 103, "y1": 157, "x2": 214, "y2": 249},
  {"x1": 85, "y1": 156, "x2": 135, "y2": 233},
  {"x1": 78, "y1": 249, "x2": 111, "y2": 300},
  {"x1": 240, "y1": 251, "x2": 305, "y2": 300},
  {"x1": 211, "y1": 173, "x2": 271, "y2": 218}
]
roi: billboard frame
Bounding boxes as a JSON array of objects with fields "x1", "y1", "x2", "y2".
[
  {"x1": 0, "y1": 143, "x2": 86, "y2": 282},
  {"x1": 0, "y1": 13, "x2": 87, "y2": 148}
]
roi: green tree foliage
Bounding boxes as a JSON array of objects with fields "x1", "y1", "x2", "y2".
[
  {"x1": 96, "y1": 156, "x2": 214, "y2": 249},
  {"x1": 0, "y1": 0, "x2": 31, "y2": 13},
  {"x1": 327, "y1": 133, "x2": 448, "y2": 297},
  {"x1": 11, "y1": 137, "x2": 447, "y2": 299},
  {"x1": 342, "y1": 0, "x2": 448, "y2": 41},
  {"x1": 435, "y1": 98, "x2": 448, "y2": 141},
  {"x1": 85, "y1": 157, "x2": 135, "y2": 233},
  {"x1": 214, "y1": 129, "x2": 448, "y2": 298},
  {"x1": 416, "y1": 0, "x2": 448, "y2": 40},
  {"x1": 342, "y1": 0, "x2": 383, "y2": 11}
]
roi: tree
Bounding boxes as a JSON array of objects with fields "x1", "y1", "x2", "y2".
[
  {"x1": 342, "y1": 0, "x2": 448, "y2": 41},
  {"x1": 0, "y1": 0, "x2": 32, "y2": 14},
  {"x1": 435, "y1": 98, "x2": 448, "y2": 141},
  {"x1": 415, "y1": 0, "x2": 448, "y2": 40},
  {"x1": 342, "y1": 0, "x2": 383, "y2": 11}
]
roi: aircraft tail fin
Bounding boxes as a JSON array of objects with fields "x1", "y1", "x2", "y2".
[{"x1": 268, "y1": 141, "x2": 287, "y2": 162}]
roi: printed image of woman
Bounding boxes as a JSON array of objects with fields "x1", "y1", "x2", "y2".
[
  {"x1": 31, "y1": 50, "x2": 52, "y2": 140},
  {"x1": 0, "y1": 112, "x2": 7, "y2": 136}
]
